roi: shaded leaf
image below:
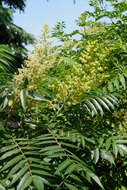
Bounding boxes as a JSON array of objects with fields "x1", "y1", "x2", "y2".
[{"x1": 33, "y1": 175, "x2": 44, "y2": 190}]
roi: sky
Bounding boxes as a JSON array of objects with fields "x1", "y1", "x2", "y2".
[{"x1": 13, "y1": 0, "x2": 90, "y2": 39}]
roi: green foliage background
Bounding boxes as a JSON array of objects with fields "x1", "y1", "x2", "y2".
[
  {"x1": 0, "y1": 0, "x2": 34, "y2": 67},
  {"x1": 1, "y1": 0, "x2": 127, "y2": 189}
]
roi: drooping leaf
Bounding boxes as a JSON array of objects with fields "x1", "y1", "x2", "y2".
[
  {"x1": 2, "y1": 96, "x2": 8, "y2": 109},
  {"x1": 88, "y1": 172, "x2": 104, "y2": 189},
  {"x1": 119, "y1": 74, "x2": 126, "y2": 90},
  {"x1": 27, "y1": 91, "x2": 50, "y2": 102},
  {"x1": 64, "y1": 182, "x2": 78, "y2": 190},
  {"x1": 55, "y1": 159, "x2": 72, "y2": 174},
  {"x1": 17, "y1": 172, "x2": 32, "y2": 190},
  {"x1": 33, "y1": 175, "x2": 44, "y2": 190},
  {"x1": 91, "y1": 148, "x2": 99, "y2": 164},
  {"x1": 20, "y1": 89, "x2": 26, "y2": 111},
  {"x1": 2, "y1": 155, "x2": 23, "y2": 171},
  {"x1": 9, "y1": 166, "x2": 28, "y2": 186},
  {"x1": 101, "y1": 150, "x2": 115, "y2": 165}
]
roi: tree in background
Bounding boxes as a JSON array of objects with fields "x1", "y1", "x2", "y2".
[{"x1": 0, "y1": 0, "x2": 34, "y2": 67}]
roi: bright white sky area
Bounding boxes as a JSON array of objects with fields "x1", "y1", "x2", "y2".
[{"x1": 14, "y1": 0, "x2": 90, "y2": 38}]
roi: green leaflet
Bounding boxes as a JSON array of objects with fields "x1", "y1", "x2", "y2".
[
  {"x1": 32, "y1": 169, "x2": 53, "y2": 177},
  {"x1": 88, "y1": 172, "x2": 104, "y2": 189},
  {"x1": 0, "y1": 186, "x2": 5, "y2": 190},
  {"x1": 113, "y1": 79, "x2": 119, "y2": 91},
  {"x1": 0, "y1": 144, "x2": 18, "y2": 153},
  {"x1": 64, "y1": 182, "x2": 78, "y2": 190},
  {"x1": 8, "y1": 160, "x2": 26, "y2": 177},
  {"x1": 9, "y1": 166, "x2": 28, "y2": 186},
  {"x1": 106, "y1": 95, "x2": 118, "y2": 106},
  {"x1": 65, "y1": 163, "x2": 77, "y2": 174},
  {"x1": 117, "y1": 144, "x2": 127, "y2": 156},
  {"x1": 1, "y1": 155, "x2": 23, "y2": 171},
  {"x1": 20, "y1": 89, "x2": 26, "y2": 111},
  {"x1": 112, "y1": 143, "x2": 118, "y2": 158},
  {"x1": 101, "y1": 150, "x2": 115, "y2": 165},
  {"x1": 83, "y1": 95, "x2": 117, "y2": 117},
  {"x1": 2, "y1": 96, "x2": 8, "y2": 109},
  {"x1": 69, "y1": 174, "x2": 82, "y2": 183},
  {"x1": 55, "y1": 159, "x2": 72, "y2": 174},
  {"x1": 0, "y1": 149, "x2": 20, "y2": 160},
  {"x1": 108, "y1": 82, "x2": 114, "y2": 92},
  {"x1": 0, "y1": 183, "x2": 5, "y2": 190},
  {"x1": 33, "y1": 175, "x2": 44, "y2": 190},
  {"x1": 92, "y1": 99, "x2": 104, "y2": 117},
  {"x1": 40, "y1": 145, "x2": 61, "y2": 152},
  {"x1": 30, "y1": 163, "x2": 50, "y2": 171},
  {"x1": 46, "y1": 152, "x2": 66, "y2": 158},
  {"x1": 17, "y1": 172, "x2": 32, "y2": 190},
  {"x1": 85, "y1": 99, "x2": 98, "y2": 116},
  {"x1": 101, "y1": 96, "x2": 115, "y2": 110},
  {"x1": 91, "y1": 148, "x2": 99, "y2": 164},
  {"x1": 27, "y1": 91, "x2": 50, "y2": 102},
  {"x1": 119, "y1": 74, "x2": 126, "y2": 90},
  {"x1": 96, "y1": 97, "x2": 110, "y2": 111}
]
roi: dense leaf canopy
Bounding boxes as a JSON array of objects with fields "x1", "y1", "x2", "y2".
[
  {"x1": 0, "y1": 0, "x2": 127, "y2": 189},
  {"x1": 0, "y1": 0, "x2": 34, "y2": 67},
  {"x1": 0, "y1": 0, "x2": 26, "y2": 11}
]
